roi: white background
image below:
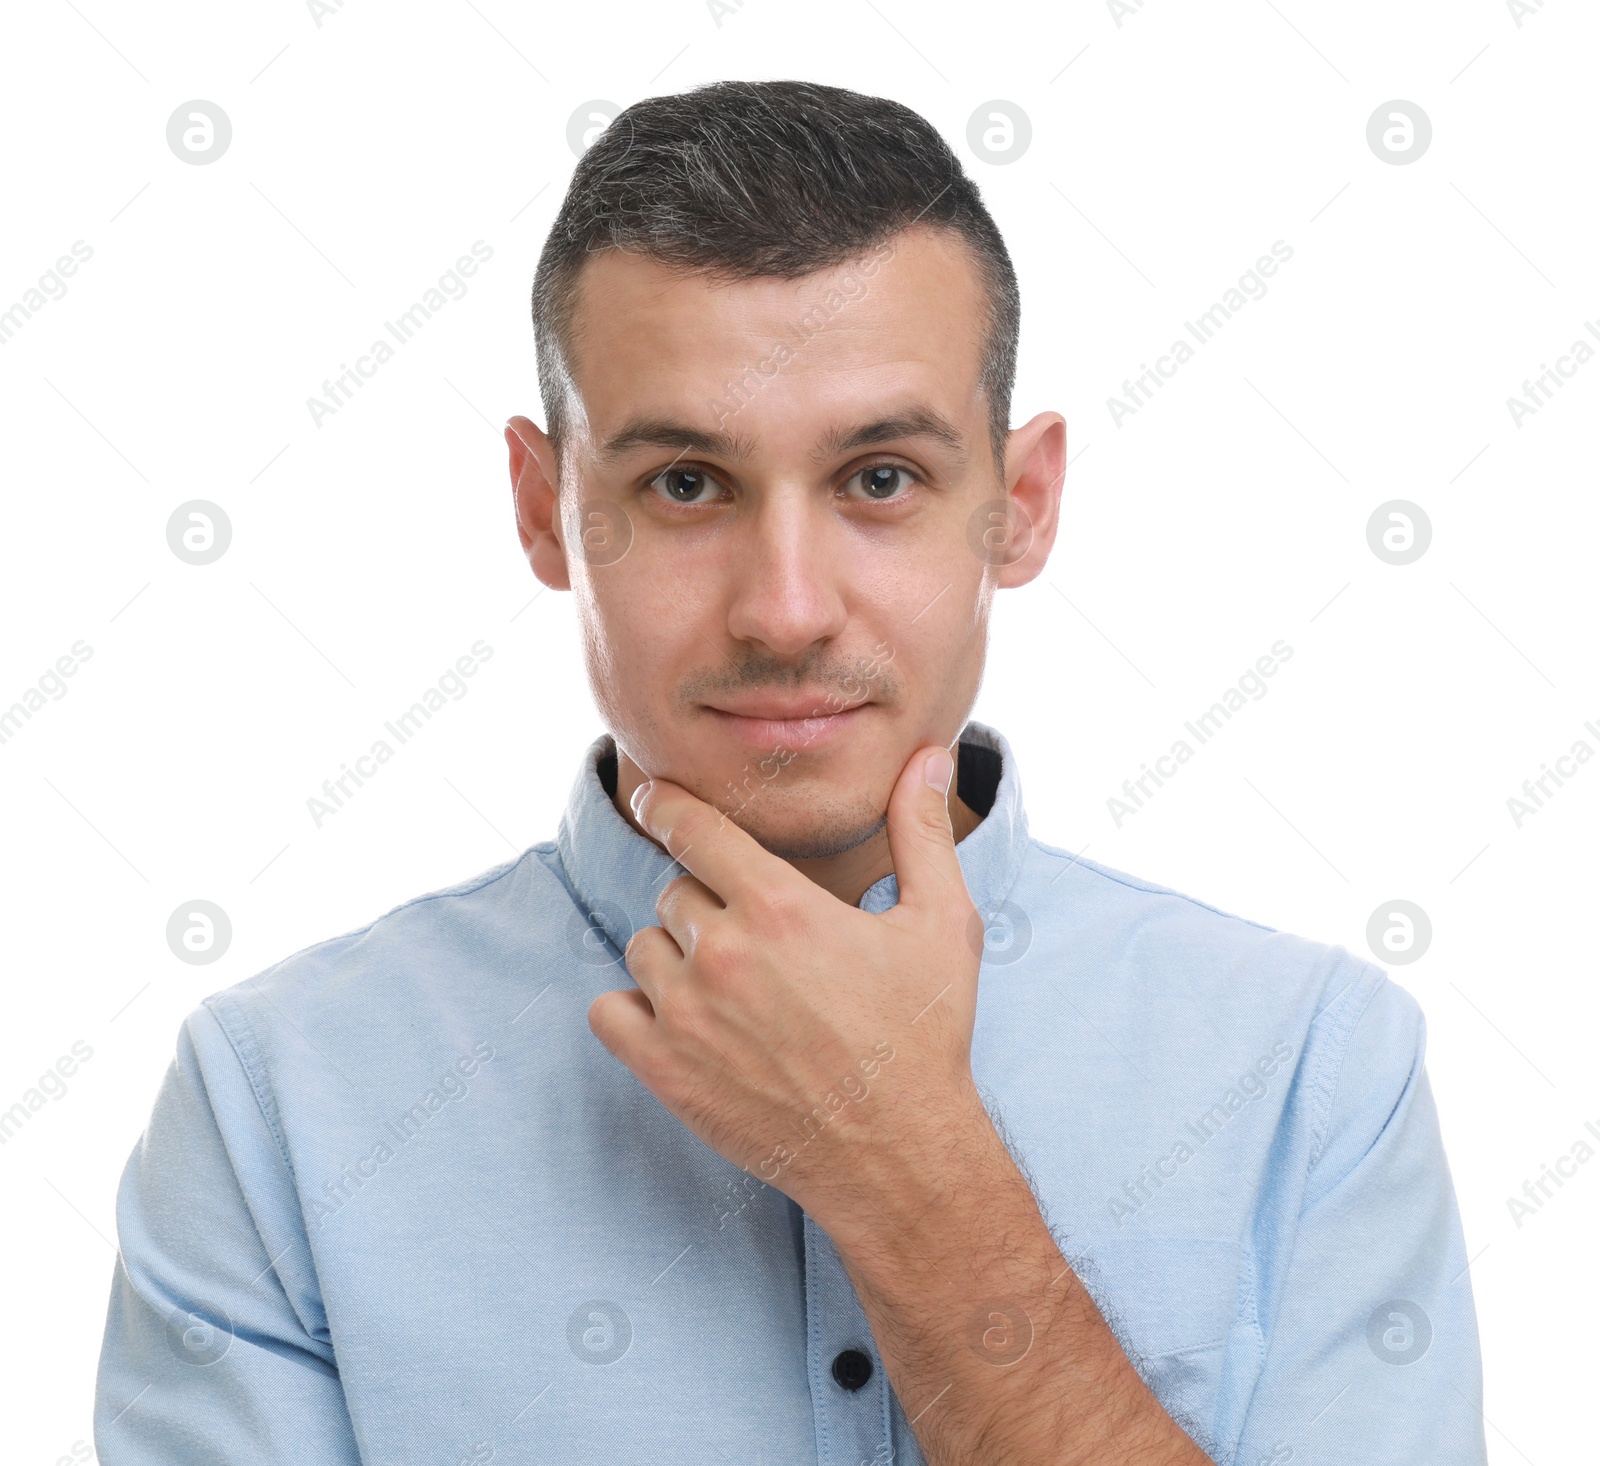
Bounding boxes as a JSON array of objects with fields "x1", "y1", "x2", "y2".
[{"x1": 1, "y1": 1, "x2": 1595, "y2": 1461}]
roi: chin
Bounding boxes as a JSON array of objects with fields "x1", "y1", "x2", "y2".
[
  {"x1": 747, "y1": 813, "x2": 888, "y2": 862},
  {"x1": 713, "y1": 778, "x2": 888, "y2": 861}
]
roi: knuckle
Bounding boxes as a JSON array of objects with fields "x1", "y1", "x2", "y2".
[
  {"x1": 665, "y1": 804, "x2": 711, "y2": 860},
  {"x1": 693, "y1": 924, "x2": 739, "y2": 977},
  {"x1": 751, "y1": 887, "x2": 799, "y2": 933},
  {"x1": 655, "y1": 874, "x2": 688, "y2": 924},
  {"x1": 588, "y1": 993, "x2": 625, "y2": 1051}
]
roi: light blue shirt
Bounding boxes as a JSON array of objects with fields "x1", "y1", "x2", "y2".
[{"x1": 95, "y1": 721, "x2": 1487, "y2": 1465}]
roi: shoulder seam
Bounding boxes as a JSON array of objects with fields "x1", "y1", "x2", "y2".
[
  {"x1": 196, "y1": 848, "x2": 557, "y2": 1164},
  {"x1": 195, "y1": 995, "x2": 297, "y2": 1183},
  {"x1": 223, "y1": 848, "x2": 551, "y2": 998},
  {"x1": 532, "y1": 843, "x2": 586, "y2": 911},
  {"x1": 1027, "y1": 837, "x2": 1279, "y2": 934},
  {"x1": 346, "y1": 846, "x2": 545, "y2": 937}
]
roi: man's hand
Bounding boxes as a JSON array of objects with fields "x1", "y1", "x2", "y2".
[
  {"x1": 587, "y1": 743, "x2": 982, "y2": 1229},
  {"x1": 589, "y1": 741, "x2": 1216, "y2": 1464}
]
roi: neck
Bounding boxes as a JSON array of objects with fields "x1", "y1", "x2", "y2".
[{"x1": 610, "y1": 750, "x2": 984, "y2": 907}]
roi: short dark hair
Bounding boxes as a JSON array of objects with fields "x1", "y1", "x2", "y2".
[{"x1": 531, "y1": 79, "x2": 1020, "y2": 481}]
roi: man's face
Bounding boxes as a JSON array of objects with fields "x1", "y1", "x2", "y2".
[{"x1": 510, "y1": 224, "x2": 1062, "y2": 862}]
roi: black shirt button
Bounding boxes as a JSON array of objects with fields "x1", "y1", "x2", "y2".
[{"x1": 831, "y1": 1348, "x2": 873, "y2": 1391}]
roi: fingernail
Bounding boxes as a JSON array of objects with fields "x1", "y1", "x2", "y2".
[
  {"x1": 924, "y1": 747, "x2": 954, "y2": 794},
  {"x1": 629, "y1": 780, "x2": 652, "y2": 819}
]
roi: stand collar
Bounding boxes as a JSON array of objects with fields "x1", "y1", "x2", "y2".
[{"x1": 554, "y1": 719, "x2": 1030, "y2": 954}]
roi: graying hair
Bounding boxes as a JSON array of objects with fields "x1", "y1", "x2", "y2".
[{"x1": 530, "y1": 79, "x2": 1020, "y2": 482}]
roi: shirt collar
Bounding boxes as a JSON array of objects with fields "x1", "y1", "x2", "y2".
[{"x1": 554, "y1": 719, "x2": 1031, "y2": 955}]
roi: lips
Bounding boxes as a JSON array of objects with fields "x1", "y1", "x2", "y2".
[
  {"x1": 706, "y1": 693, "x2": 862, "y2": 720},
  {"x1": 702, "y1": 697, "x2": 871, "y2": 752}
]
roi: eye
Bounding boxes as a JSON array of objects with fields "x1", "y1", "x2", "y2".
[
  {"x1": 845, "y1": 463, "x2": 917, "y2": 501},
  {"x1": 647, "y1": 465, "x2": 725, "y2": 505}
]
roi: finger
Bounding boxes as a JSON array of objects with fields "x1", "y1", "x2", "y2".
[
  {"x1": 656, "y1": 873, "x2": 725, "y2": 957},
  {"x1": 883, "y1": 744, "x2": 971, "y2": 918},
  {"x1": 632, "y1": 777, "x2": 808, "y2": 910},
  {"x1": 622, "y1": 924, "x2": 683, "y2": 1014},
  {"x1": 588, "y1": 987, "x2": 655, "y2": 1065}
]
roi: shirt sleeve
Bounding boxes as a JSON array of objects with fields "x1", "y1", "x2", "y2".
[
  {"x1": 94, "y1": 1000, "x2": 363, "y2": 1465},
  {"x1": 1231, "y1": 971, "x2": 1489, "y2": 1466}
]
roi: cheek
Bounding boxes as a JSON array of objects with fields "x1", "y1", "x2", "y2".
[
  {"x1": 579, "y1": 594, "x2": 643, "y2": 703},
  {"x1": 893, "y1": 515, "x2": 991, "y2": 617},
  {"x1": 885, "y1": 557, "x2": 990, "y2": 658},
  {"x1": 892, "y1": 590, "x2": 990, "y2": 712},
  {"x1": 576, "y1": 572, "x2": 699, "y2": 725}
]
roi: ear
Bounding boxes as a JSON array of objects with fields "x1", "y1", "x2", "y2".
[
  {"x1": 994, "y1": 411, "x2": 1067, "y2": 590},
  {"x1": 507, "y1": 413, "x2": 571, "y2": 592}
]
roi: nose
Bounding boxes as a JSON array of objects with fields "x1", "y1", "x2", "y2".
[{"x1": 723, "y1": 489, "x2": 849, "y2": 659}]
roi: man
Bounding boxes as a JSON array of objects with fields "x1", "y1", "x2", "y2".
[{"x1": 95, "y1": 80, "x2": 1487, "y2": 1465}]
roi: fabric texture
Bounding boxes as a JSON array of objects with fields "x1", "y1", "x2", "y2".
[{"x1": 94, "y1": 720, "x2": 1488, "y2": 1465}]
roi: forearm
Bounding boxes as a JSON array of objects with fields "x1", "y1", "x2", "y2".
[{"x1": 815, "y1": 1091, "x2": 1215, "y2": 1466}]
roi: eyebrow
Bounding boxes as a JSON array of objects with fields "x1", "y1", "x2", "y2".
[
  {"x1": 595, "y1": 418, "x2": 753, "y2": 465},
  {"x1": 594, "y1": 404, "x2": 970, "y2": 467},
  {"x1": 815, "y1": 407, "x2": 969, "y2": 466}
]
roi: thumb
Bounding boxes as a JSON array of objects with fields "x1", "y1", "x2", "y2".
[{"x1": 885, "y1": 743, "x2": 969, "y2": 915}]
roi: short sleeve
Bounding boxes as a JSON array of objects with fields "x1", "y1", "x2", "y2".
[
  {"x1": 1232, "y1": 974, "x2": 1489, "y2": 1466},
  {"x1": 94, "y1": 1002, "x2": 363, "y2": 1464}
]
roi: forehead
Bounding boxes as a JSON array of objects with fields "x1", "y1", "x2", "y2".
[{"x1": 562, "y1": 225, "x2": 990, "y2": 450}]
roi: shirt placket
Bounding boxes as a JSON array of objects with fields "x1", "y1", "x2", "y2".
[{"x1": 803, "y1": 1209, "x2": 897, "y2": 1466}]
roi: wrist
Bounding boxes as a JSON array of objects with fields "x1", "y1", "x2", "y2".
[{"x1": 802, "y1": 1077, "x2": 1002, "y2": 1259}]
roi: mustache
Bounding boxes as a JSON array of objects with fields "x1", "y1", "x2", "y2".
[{"x1": 680, "y1": 643, "x2": 897, "y2": 705}]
